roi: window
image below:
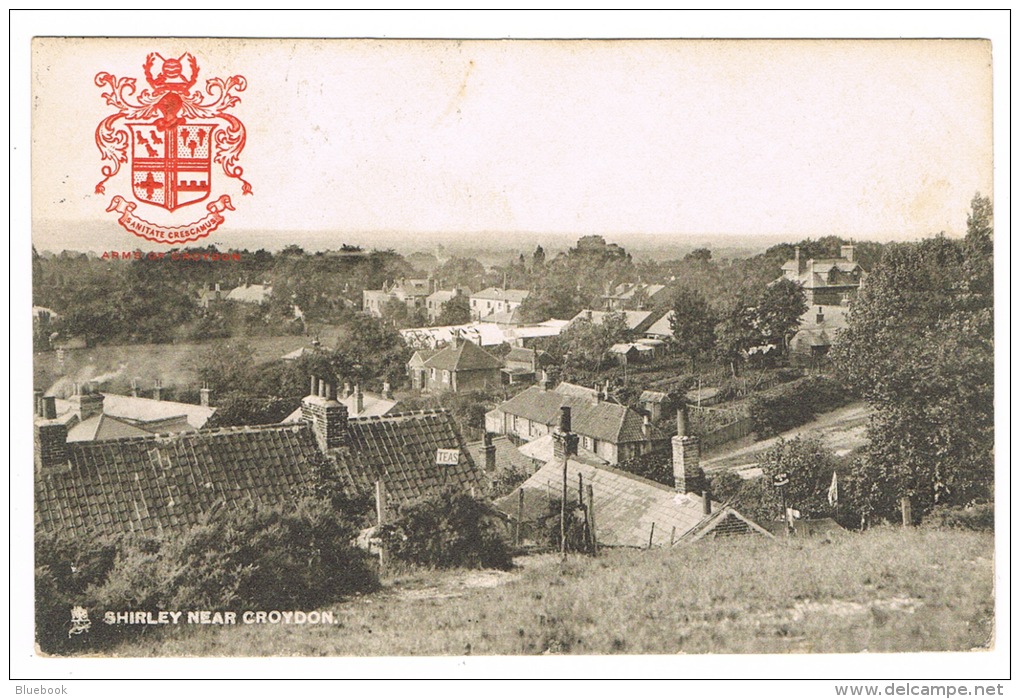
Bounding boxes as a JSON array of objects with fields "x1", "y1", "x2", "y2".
[
  {"x1": 430, "y1": 368, "x2": 436, "y2": 380},
  {"x1": 443, "y1": 370, "x2": 450, "y2": 383}
]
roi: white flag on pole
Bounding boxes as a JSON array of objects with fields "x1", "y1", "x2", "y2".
[{"x1": 828, "y1": 471, "x2": 839, "y2": 507}]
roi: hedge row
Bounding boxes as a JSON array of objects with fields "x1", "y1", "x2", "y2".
[{"x1": 748, "y1": 375, "x2": 850, "y2": 439}]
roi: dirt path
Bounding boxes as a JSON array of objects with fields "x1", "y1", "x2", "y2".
[
  {"x1": 379, "y1": 553, "x2": 561, "y2": 602},
  {"x1": 702, "y1": 401, "x2": 872, "y2": 475}
]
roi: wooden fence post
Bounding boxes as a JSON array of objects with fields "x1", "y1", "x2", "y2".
[
  {"x1": 901, "y1": 496, "x2": 912, "y2": 527},
  {"x1": 515, "y1": 488, "x2": 524, "y2": 547},
  {"x1": 375, "y1": 480, "x2": 388, "y2": 573},
  {"x1": 586, "y1": 484, "x2": 597, "y2": 556},
  {"x1": 647, "y1": 522, "x2": 656, "y2": 549},
  {"x1": 560, "y1": 459, "x2": 568, "y2": 557}
]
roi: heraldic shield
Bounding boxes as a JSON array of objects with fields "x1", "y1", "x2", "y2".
[{"x1": 129, "y1": 121, "x2": 216, "y2": 211}]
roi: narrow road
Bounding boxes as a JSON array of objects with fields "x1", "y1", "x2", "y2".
[{"x1": 702, "y1": 401, "x2": 872, "y2": 475}]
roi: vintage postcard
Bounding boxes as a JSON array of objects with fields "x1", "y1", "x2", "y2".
[{"x1": 14, "y1": 13, "x2": 1008, "y2": 686}]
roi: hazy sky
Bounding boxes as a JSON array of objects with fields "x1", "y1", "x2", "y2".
[{"x1": 32, "y1": 37, "x2": 992, "y2": 249}]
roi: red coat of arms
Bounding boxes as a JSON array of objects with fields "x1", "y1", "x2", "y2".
[{"x1": 94, "y1": 53, "x2": 251, "y2": 243}]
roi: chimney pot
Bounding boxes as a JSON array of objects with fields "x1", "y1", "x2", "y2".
[
  {"x1": 34, "y1": 389, "x2": 43, "y2": 417},
  {"x1": 676, "y1": 403, "x2": 689, "y2": 437},
  {"x1": 200, "y1": 386, "x2": 212, "y2": 407},
  {"x1": 310, "y1": 375, "x2": 318, "y2": 397},
  {"x1": 318, "y1": 379, "x2": 326, "y2": 398},
  {"x1": 354, "y1": 384, "x2": 364, "y2": 414},
  {"x1": 43, "y1": 395, "x2": 58, "y2": 420},
  {"x1": 702, "y1": 490, "x2": 712, "y2": 515},
  {"x1": 482, "y1": 432, "x2": 497, "y2": 471}
]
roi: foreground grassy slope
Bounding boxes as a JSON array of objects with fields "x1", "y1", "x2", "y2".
[{"x1": 105, "y1": 527, "x2": 994, "y2": 656}]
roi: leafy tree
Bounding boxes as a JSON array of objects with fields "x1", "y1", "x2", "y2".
[
  {"x1": 554, "y1": 312, "x2": 630, "y2": 373},
  {"x1": 331, "y1": 312, "x2": 411, "y2": 389},
  {"x1": 668, "y1": 286, "x2": 716, "y2": 371},
  {"x1": 532, "y1": 245, "x2": 546, "y2": 269},
  {"x1": 831, "y1": 199, "x2": 994, "y2": 523},
  {"x1": 435, "y1": 256, "x2": 487, "y2": 291},
  {"x1": 684, "y1": 247, "x2": 712, "y2": 263},
  {"x1": 965, "y1": 192, "x2": 993, "y2": 257},
  {"x1": 518, "y1": 274, "x2": 585, "y2": 324},
  {"x1": 755, "y1": 277, "x2": 808, "y2": 356},
  {"x1": 436, "y1": 294, "x2": 471, "y2": 326},
  {"x1": 714, "y1": 296, "x2": 760, "y2": 376}
]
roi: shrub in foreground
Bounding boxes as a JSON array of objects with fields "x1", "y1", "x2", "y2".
[
  {"x1": 378, "y1": 488, "x2": 513, "y2": 570},
  {"x1": 35, "y1": 497, "x2": 378, "y2": 655}
]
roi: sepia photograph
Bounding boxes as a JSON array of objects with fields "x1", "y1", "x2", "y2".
[{"x1": 11, "y1": 9, "x2": 1009, "y2": 690}]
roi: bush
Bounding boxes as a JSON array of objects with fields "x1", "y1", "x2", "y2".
[
  {"x1": 748, "y1": 375, "x2": 849, "y2": 439},
  {"x1": 35, "y1": 497, "x2": 378, "y2": 655},
  {"x1": 924, "y1": 503, "x2": 994, "y2": 531},
  {"x1": 378, "y1": 488, "x2": 513, "y2": 570}
]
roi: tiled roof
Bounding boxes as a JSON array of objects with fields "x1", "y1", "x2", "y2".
[
  {"x1": 570, "y1": 310, "x2": 656, "y2": 333},
  {"x1": 465, "y1": 435, "x2": 535, "y2": 474},
  {"x1": 644, "y1": 311, "x2": 675, "y2": 338},
  {"x1": 393, "y1": 279, "x2": 432, "y2": 297},
  {"x1": 639, "y1": 390, "x2": 668, "y2": 403},
  {"x1": 336, "y1": 411, "x2": 482, "y2": 503},
  {"x1": 495, "y1": 459, "x2": 728, "y2": 548},
  {"x1": 37, "y1": 424, "x2": 321, "y2": 538},
  {"x1": 407, "y1": 348, "x2": 441, "y2": 366},
  {"x1": 506, "y1": 347, "x2": 537, "y2": 363},
  {"x1": 422, "y1": 340, "x2": 503, "y2": 372},
  {"x1": 36, "y1": 410, "x2": 483, "y2": 538},
  {"x1": 496, "y1": 384, "x2": 668, "y2": 445}
]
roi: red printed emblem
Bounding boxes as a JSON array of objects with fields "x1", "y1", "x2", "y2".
[{"x1": 94, "y1": 53, "x2": 251, "y2": 243}]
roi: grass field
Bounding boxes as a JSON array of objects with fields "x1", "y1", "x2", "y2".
[{"x1": 93, "y1": 527, "x2": 994, "y2": 657}]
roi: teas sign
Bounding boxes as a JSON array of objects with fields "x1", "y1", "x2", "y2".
[{"x1": 435, "y1": 449, "x2": 460, "y2": 465}]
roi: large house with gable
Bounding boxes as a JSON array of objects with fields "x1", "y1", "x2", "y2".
[
  {"x1": 781, "y1": 245, "x2": 867, "y2": 306},
  {"x1": 485, "y1": 381, "x2": 670, "y2": 464},
  {"x1": 34, "y1": 378, "x2": 483, "y2": 538}
]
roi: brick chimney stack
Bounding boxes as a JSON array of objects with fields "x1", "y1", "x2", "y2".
[
  {"x1": 130, "y1": 377, "x2": 140, "y2": 398},
  {"x1": 482, "y1": 432, "x2": 497, "y2": 471},
  {"x1": 671, "y1": 404, "x2": 704, "y2": 494},
  {"x1": 200, "y1": 384, "x2": 212, "y2": 407},
  {"x1": 840, "y1": 244, "x2": 856, "y2": 263},
  {"x1": 382, "y1": 381, "x2": 393, "y2": 400},
  {"x1": 301, "y1": 375, "x2": 348, "y2": 451},
  {"x1": 35, "y1": 395, "x2": 68, "y2": 473},
  {"x1": 70, "y1": 381, "x2": 104, "y2": 421},
  {"x1": 553, "y1": 406, "x2": 579, "y2": 462},
  {"x1": 153, "y1": 379, "x2": 163, "y2": 402}
]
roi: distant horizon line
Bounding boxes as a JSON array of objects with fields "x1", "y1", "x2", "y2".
[{"x1": 32, "y1": 221, "x2": 960, "y2": 256}]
